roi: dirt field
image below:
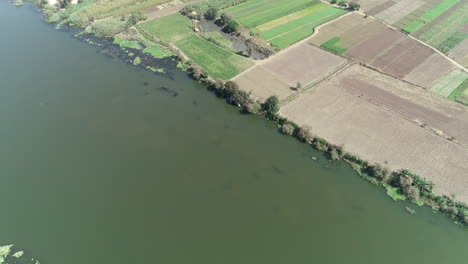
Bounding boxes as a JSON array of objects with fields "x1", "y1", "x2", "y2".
[
  {"x1": 234, "y1": 43, "x2": 347, "y2": 100},
  {"x1": 346, "y1": 28, "x2": 404, "y2": 62},
  {"x1": 369, "y1": 37, "x2": 435, "y2": 78},
  {"x1": 404, "y1": 53, "x2": 455, "y2": 87},
  {"x1": 281, "y1": 64, "x2": 468, "y2": 203},
  {"x1": 448, "y1": 39, "x2": 468, "y2": 67},
  {"x1": 232, "y1": 67, "x2": 292, "y2": 100}
]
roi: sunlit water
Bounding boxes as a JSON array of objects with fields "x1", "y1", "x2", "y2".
[{"x1": 1, "y1": 2, "x2": 467, "y2": 264}]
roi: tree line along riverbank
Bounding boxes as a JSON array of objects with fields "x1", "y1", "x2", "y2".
[{"x1": 25, "y1": 0, "x2": 468, "y2": 227}]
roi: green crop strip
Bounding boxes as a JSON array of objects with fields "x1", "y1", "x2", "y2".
[
  {"x1": 403, "y1": 0, "x2": 460, "y2": 33},
  {"x1": 320, "y1": 37, "x2": 347, "y2": 54}
]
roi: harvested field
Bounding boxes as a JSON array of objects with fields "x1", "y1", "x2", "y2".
[
  {"x1": 345, "y1": 28, "x2": 404, "y2": 62},
  {"x1": 374, "y1": 0, "x2": 426, "y2": 25},
  {"x1": 281, "y1": 64, "x2": 468, "y2": 203},
  {"x1": 260, "y1": 44, "x2": 347, "y2": 87},
  {"x1": 367, "y1": 0, "x2": 396, "y2": 16},
  {"x1": 430, "y1": 69, "x2": 468, "y2": 97},
  {"x1": 369, "y1": 37, "x2": 435, "y2": 78},
  {"x1": 404, "y1": 53, "x2": 455, "y2": 87},
  {"x1": 232, "y1": 67, "x2": 292, "y2": 100},
  {"x1": 234, "y1": 43, "x2": 347, "y2": 99},
  {"x1": 448, "y1": 38, "x2": 468, "y2": 67},
  {"x1": 308, "y1": 13, "x2": 367, "y2": 46}
]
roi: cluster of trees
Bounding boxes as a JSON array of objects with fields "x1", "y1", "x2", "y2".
[
  {"x1": 200, "y1": 6, "x2": 239, "y2": 33},
  {"x1": 329, "y1": 0, "x2": 360, "y2": 11}
]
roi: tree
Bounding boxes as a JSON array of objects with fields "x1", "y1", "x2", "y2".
[
  {"x1": 223, "y1": 20, "x2": 239, "y2": 33},
  {"x1": 223, "y1": 81, "x2": 240, "y2": 97},
  {"x1": 338, "y1": 1, "x2": 348, "y2": 7},
  {"x1": 219, "y1": 13, "x2": 232, "y2": 26},
  {"x1": 330, "y1": 0, "x2": 337, "y2": 4},
  {"x1": 262, "y1": 96, "x2": 280, "y2": 115},
  {"x1": 296, "y1": 126, "x2": 313, "y2": 142},
  {"x1": 348, "y1": 2, "x2": 360, "y2": 10},
  {"x1": 204, "y1": 7, "x2": 218, "y2": 20},
  {"x1": 296, "y1": 82, "x2": 302, "y2": 91},
  {"x1": 281, "y1": 123, "x2": 295, "y2": 135}
]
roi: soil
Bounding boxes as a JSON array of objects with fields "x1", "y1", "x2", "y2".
[
  {"x1": 404, "y1": 53, "x2": 455, "y2": 87},
  {"x1": 346, "y1": 27, "x2": 403, "y2": 62}
]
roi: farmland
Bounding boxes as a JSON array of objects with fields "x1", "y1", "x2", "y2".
[
  {"x1": 176, "y1": 35, "x2": 253, "y2": 79},
  {"x1": 430, "y1": 69, "x2": 468, "y2": 97},
  {"x1": 356, "y1": 0, "x2": 468, "y2": 66},
  {"x1": 281, "y1": 64, "x2": 468, "y2": 203},
  {"x1": 307, "y1": 12, "x2": 466, "y2": 101},
  {"x1": 140, "y1": 13, "x2": 253, "y2": 79},
  {"x1": 233, "y1": 43, "x2": 347, "y2": 100},
  {"x1": 225, "y1": 0, "x2": 346, "y2": 49}
]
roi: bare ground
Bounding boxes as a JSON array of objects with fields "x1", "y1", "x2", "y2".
[
  {"x1": 404, "y1": 53, "x2": 456, "y2": 87},
  {"x1": 281, "y1": 64, "x2": 468, "y2": 203}
]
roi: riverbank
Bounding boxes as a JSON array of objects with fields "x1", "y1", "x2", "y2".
[{"x1": 27, "y1": 0, "x2": 468, "y2": 226}]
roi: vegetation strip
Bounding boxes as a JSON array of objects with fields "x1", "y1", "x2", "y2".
[
  {"x1": 403, "y1": 0, "x2": 461, "y2": 33},
  {"x1": 320, "y1": 37, "x2": 347, "y2": 54}
]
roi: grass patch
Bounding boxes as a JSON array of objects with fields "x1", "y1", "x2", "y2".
[
  {"x1": 200, "y1": 32, "x2": 235, "y2": 52},
  {"x1": 133, "y1": 56, "x2": 142, "y2": 65},
  {"x1": 438, "y1": 31, "x2": 468, "y2": 53},
  {"x1": 268, "y1": 8, "x2": 346, "y2": 49},
  {"x1": 175, "y1": 35, "x2": 253, "y2": 79},
  {"x1": 320, "y1": 37, "x2": 347, "y2": 54},
  {"x1": 431, "y1": 69, "x2": 468, "y2": 97},
  {"x1": 139, "y1": 13, "x2": 193, "y2": 42},
  {"x1": 254, "y1": 3, "x2": 329, "y2": 32},
  {"x1": 448, "y1": 77, "x2": 468, "y2": 105},
  {"x1": 90, "y1": 17, "x2": 128, "y2": 37},
  {"x1": 143, "y1": 45, "x2": 173, "y2": 58},
  {"x1": 384, "y1": 184, "x2": 407, "y2": 201},
  {"x1": 403, "y1": 0, "x2": 461, "y2": 34},
  {"x1": 113, "y1": 38, "x2": 142, "y2": 49},
  {"x1": 226, "y1": 0, "x2": 320, "y2": 29}
]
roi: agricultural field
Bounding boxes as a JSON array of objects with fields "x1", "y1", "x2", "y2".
[
  {"x1": 225, "y1": 0, "x2": 347, "y2": 49},
  {"x1": 308, "y1": 12, "x2": 465, "y2": 100},
  {"x1": 449, "y1": 78, "x2": 468, "y2": 105},
  {"x1": 140, "y1": 13, "x2": 253, "y2": 79},
  {"x1": 233, "y1": 43, "x2": 347, "y2": 100},
  {"x1": 430, "y1": 69, "x2": 468, "y2": 97},
  {"x1": 176, "y1": 35, "x2": 253, "y2": 79},
  {"x1": 356, "y1": 0, "x2": 468, "y2": 66},
  {"x1": 280, "y1": 64, "x2": 468, "y2": 203}
]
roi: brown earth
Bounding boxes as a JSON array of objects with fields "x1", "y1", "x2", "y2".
[
  {"x1": 233, "y1": 67, "x2": 292, "y2": 100},
  {"x1": 369, "y1": 37, "x2": 435, "y2": 78},
  {"x1": 404, "y1": 53, "x2": 455, "y2": 87},
  {"x1": 346, "y1": 27, "x2": 404, "y2": 62},
  {"x1": 308, "y1": 13, "x2": 367, "y2": 46},
  {"x1": 260, "y1": 44, "x2": 347, "y2": 87},
  {"x1": 367, "y1": 0, "x2": 396, "y2": 16},
  {"x1": 281, "y1": 64, "x2": 468, "y2": 203}
]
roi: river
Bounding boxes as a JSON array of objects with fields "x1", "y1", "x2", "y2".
[{"x1": 1, "y1": 1, "x2": 467, "y2": 264}]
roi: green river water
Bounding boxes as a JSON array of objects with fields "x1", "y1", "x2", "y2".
[{"x1": 1, "y1": 2, "x2": 468, "y2": 263}]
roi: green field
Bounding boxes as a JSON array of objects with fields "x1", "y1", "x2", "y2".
[
  {"x1": 431, "y1": 69, "x2": 468, "y2": 97},
  {"x1": 268, "y1": 8, "x2": 346, "y2": 48},
  {"x1": 175, "y1": 35, "x2": 253, "y2": 79},
  {"x1": 419, "y1": 1, "x2": 468, "y2": 54},
  {"x1": 139, "y1": 13, "x2": 193, "y2": 42},
  {"x1": 403, "y1": 0, "x2": 460, "y2": 34},
  {"x1": 320, "y1": 37, "x2": 347, "y2": 54},
  {"x1": 448, "y1": 77, "x2": 468, "y2": 105},
  {"x1": 225, "y1": 0, "x2": 320, "y2": 29}
]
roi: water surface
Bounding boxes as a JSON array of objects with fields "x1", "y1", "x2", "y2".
[{"x1": 1, "y1": 2, "x2": 468, "y2": 264}]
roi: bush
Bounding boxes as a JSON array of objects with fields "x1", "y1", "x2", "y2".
[
  {"x1": 281, "y1": 123, "x2": 295, "y2": 135},
  {"x1": 313, "y1": 138, "x2": 329, "y2": 151},
  {"x1": 338, "y1": 1, "x2": 348, "y2": 7},
  {"x1": 223, "y1": 20, "x2": 239, "y2": 33},
  {"x1": 91, "y1": 17, "x2": 128, "y2": 37},
  {"x1": 219, "y1": 13, "x2": 233, "y2": 26},
  {"x1": 223, "y1": 81, "x2": 240, "y2": 97},
  {"x1": 296, "y1": 126, "x2": 313, "y2": 143},
  {"x1": 330, "y1": 148, "x2": 341, "y2": 160},
  {"x1": 204, "y1": 7, "x2": 218, "y2": 20},
  {"x1": 367, "y1": 164, "x2": 390, "y2": 183},
  {"x1": 348, "y1": 2, "x2": 360, "y2": 10},
  {"x1": 262, "y1": 96, "x2": 280, "y2": 115}
]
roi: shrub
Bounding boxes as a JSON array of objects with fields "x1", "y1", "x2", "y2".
[
  {"x1": 231, "y1": 90, "x2": 250, "y2": 106},
  {"x1": 262, "y1": 96, "x2": 280, "y2": 115},
  {"x1": 219, "y1": 13, "x2": 233, "y2": 26},
  {"x1": 204, "y1": 7, "x2": 218, "y2": 20},
  {"x1": 348, "y1": 2, "x2": 360, "y2": 10},
  {"x1": 223, "y1": 20, "x2": 239, "y2": 33},
  {"x1": 330, "y1": 0, "x2": 337, "y2": 3},
  {"x1": 281, "y1": 123, "x2": 295, "y2": 135},
  {"x1": 296, "y1": 126, "x2": 313, "y2": 143},
  {"x1": 223, "y1": 81, "x2": 240, "y2": 97},
  {"x1": 313, "y1": 138, "x2": 329, "y2": 151},
  {"x1": 91, "y1": 17, "x2": 128, "y2": 37},
  {"x1": 330, "y1": 148, "x2": 341, "y2": 160},
  {"x1": 367, "y1": 164, "x2": 390, "y2": 183}
]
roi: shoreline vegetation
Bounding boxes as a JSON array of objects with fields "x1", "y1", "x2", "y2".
[
  {"x1": 0, "y1": 244, "x2": 39, "y2": 264},
  {"x1": 25, "y1": 0, "x2": 468, "y2": 226}
]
